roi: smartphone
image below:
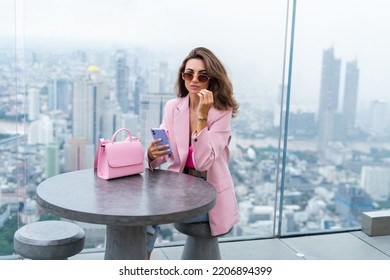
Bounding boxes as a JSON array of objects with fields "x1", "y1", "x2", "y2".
[{"x1": 151, "y1": 128, "x2": 171, "y2": 155}]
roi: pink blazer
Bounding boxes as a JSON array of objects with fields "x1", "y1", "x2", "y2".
[{"x1": 148, "y1": 95, "x2": 239, "y2": 236}]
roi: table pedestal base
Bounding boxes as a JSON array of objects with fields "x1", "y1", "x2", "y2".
[{"x1": 105, "y1": 225, "x2": 147, "y2": 260}]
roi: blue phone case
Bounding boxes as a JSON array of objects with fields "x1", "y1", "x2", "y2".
[{"x1": 151, "y1": 128, "x2": 171, "y2": 154}]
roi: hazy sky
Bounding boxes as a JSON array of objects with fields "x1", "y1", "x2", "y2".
[{"x1": 1, "y1": 0, "x2": 390, "y2": 113}]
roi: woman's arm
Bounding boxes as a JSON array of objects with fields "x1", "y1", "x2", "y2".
[{"x1": 191, "y1": 109, "x2": 232, "y2": 171}]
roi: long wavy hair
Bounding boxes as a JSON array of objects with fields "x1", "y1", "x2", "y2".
[{"x1": 175, "y1": 47, "x2": 239, "y2": 117}]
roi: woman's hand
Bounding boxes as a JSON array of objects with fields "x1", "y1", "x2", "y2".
[
  {"x1": 147, "y1": 138, "x2": 171, "y2": 161},
  {"x1": 197, "y1": 89, "x2": 213, "y2": 118}
]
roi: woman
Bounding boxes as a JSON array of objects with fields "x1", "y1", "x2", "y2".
[{"x1": 146, "y1": 47, "x2": 239, "y2": 258}]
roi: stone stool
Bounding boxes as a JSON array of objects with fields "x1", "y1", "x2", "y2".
[
  {"x1": 174, "y1": 222, "x2": 221, "y2": 260},
  {"x1": 14, "y1": 220, "x2": 85, "y2": 260}
]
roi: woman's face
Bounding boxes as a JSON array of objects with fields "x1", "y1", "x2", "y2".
[{"x1": 182, "y1": 58, "x2": 210, "y2": 95}]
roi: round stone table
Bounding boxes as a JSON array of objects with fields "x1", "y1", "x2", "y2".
[{"x1": 36, "y1": 168, "x2": 216, "y2": 260}]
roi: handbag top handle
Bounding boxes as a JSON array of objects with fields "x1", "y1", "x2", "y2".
[{"x1": 111, "y1": 128, "x2": 133, "y2": 143}]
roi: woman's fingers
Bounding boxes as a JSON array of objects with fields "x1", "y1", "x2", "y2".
[
  {"x1": 197, "y1": 89, "x2": 213, "y2": 116},
  {"x1": 148, "y1": 139, "x2": 170, "y2": 160},
  {"x1": 198, "y1": 89, "x2": 213, "y2": 102}
]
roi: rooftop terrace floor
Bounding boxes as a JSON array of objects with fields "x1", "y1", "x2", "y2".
[{"x1": 70, "y1": 230, "x2": 390, "y2": 260}]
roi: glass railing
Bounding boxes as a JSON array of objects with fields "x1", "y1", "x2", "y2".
[
  {"x1": 282, "y1": 0, "x2": 390, "y2": 235},
  {"x1": 1, "y1": 0, "x2": 389, "y2": 258}
]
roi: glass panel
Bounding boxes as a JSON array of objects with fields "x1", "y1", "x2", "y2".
[
  {"x1": 0, "y1": 0, "x2": 24, "y2": 257},
  {"x1": 2, "y1": 0, "x2": 289, "y2": 257},
  {"x1": 283, "y1": 0, "x2": 390, "y2": 235}
]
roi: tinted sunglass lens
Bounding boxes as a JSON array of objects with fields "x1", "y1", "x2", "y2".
[
  {"x1": 198, "y1": 75, "x2": 209, "y2": 83},
  {"x1": 182, "y1": 73, "x2": 193, "y2": 81},
  {"x1": 182, "y1": 73, "x2": 209, "y2": 83}
]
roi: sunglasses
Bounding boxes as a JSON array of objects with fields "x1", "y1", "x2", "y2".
[{"x1": 182, "y1": 72, "x2": 210, "y2": 84}]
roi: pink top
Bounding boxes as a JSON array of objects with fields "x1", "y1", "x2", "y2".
[{"x1": 185, "y1": 146, "x2": 195, "y2": 168}]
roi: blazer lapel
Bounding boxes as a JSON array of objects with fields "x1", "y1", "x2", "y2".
[{"x1": 173, "y1": 96, "x2": 190, "y2": 169}]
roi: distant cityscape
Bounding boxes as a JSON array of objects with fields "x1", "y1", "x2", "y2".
[{"x1": 1, "y1": 45, "x2": 390, "y2": 255}]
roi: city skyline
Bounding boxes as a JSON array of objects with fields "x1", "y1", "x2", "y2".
[
  {"x1": 1, "y1": 44, "x2": 390, "y2": 142},
  {"x1": 1, "y1": 42, "x2": 390, "y2": 258},
  {"x1": 3, "y1": 1, "x2": 390, "y2": 263},
  {"x1": 1, "y1": 0, "x2": 390, "y2": 111}
]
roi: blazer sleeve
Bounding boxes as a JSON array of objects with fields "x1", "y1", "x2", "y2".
[{"x1": 191, "y1": 109, "x2": 232, "y2": 171}]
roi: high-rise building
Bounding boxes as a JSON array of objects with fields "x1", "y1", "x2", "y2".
[
  {"x1": 148, "y1": 70, "x2": 161, "y2": 93},
  {"x1": 46, "y1": 142, "x2": 60, "y2": 178},
  {"x1": 121, "y1": 113, "x2": 140, "y2": 139},
  {"x1": 27, "y1": 115, "x2": 53, "y2": 145},
  {"x1": 158, "y1": 61, "x2": 173, "y2": 93},
  {"x1": 63, "y1": 139, "x2": 94, "y2": 172},
  {"x1": 342, "y1": 60, "x2": 359, "y2": 135},
  {"x1": 139, "y1": 92, "x2": 172, "y2": 149},
  {"x1": 335, "y1": 184, "x2": 373, "y2": 225},
  {"x1": 66, "y1": 65, "x2": 109, "y2": 171},
  {"x1": 368, "y1": 99, "x2": 389, "y2": 137},
  {"x1": 100, "y1": 99, "x2": 123, "y2": 139},
  {"x1": 317, "y1": 47, "x2": 341, "y2": 152},
  {"x1": 48, "y1": 78, "x2": 71, "y2": 115},
  {"x1": 361, "y1": 165, "x2": 390, "y2": 201},
  {"x1": 133, "y1": 76, "x2": 145, "y2": 115},
  {"x1": 27, "y1": 87, "x2": 40, "y2": 121},
  {"x1": 72, "y1": 65, "x2": 110, "y2": 147},
  {"x1": 115, "y1": 49, "x2": 130, "y2": 113}
]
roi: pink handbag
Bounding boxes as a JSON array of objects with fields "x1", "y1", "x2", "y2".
[{"x1": 94, "y1": 128, "x2": 144, "y2": 180}]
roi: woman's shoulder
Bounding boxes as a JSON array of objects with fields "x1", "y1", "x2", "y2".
[
  {"x1": 165, "y1": 96, "x2": 188, "y2": 109},
  {"x1": 210, "y1": 106, "x2": 232, "y2": 118},
  {"x1": 165, "y1": 97, "x2": 181, "y2": 106}
]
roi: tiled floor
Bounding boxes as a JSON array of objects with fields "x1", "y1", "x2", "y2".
[{"x1": 71, "y1": 230, "x2": 390, "y2": 260}]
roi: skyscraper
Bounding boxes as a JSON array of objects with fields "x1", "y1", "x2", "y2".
[
  {"x1": 48, "y1": 78, "x2": 71, "y2": 115},
  {"x1": 63, "y1": 139, "x2": 94, "y2": 172},
  {"x1": 46, "y1": 142, "x2": 60, "y2": 178},
  {"x1": 342, "y1": 60, "x2": 359, "y2": 135},
  {"x1": 72, "y1": 65, "x2": 109, "y2": 146},
  {"x1": 27, "y1": 87, "x2": 40, "y2": 121},
  {"x1": 368, "y1": 99, "x2": 389, "y2": 137},
  {"x1": 115, "y1": 49, "x2": 130, "y2": 113},
  {"x1": 335, "y1": 184, "x2": 373, "y2": 225},
  {"x1": 139, "y1": 92, "x2": 172, "y2": 149},
  {"x1": 361, "y1": 165, "x2": 390, "y2": 201},
  {"x1": 148, "y1": 70, "x2": 161, "y2": 93},
  {"x1": 133, "y1": 76, "x2": 145, "y2": 115},
  {"x1": 27, "y1": 115, "x2": 53, "y2": 145},
  {"x1": 317, "y1": 47, "x2": 341, "y2": 152},
  {"x1": 66, "y1": 65, "x2": 109, "y2": 170},
  {"x1": 100, "y1": 99, "x2": 123, "y2": 139}
]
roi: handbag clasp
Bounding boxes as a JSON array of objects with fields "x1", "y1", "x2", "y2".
[{"x1": 100, "y1": 138, "x2": 107, "y2": 147}]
